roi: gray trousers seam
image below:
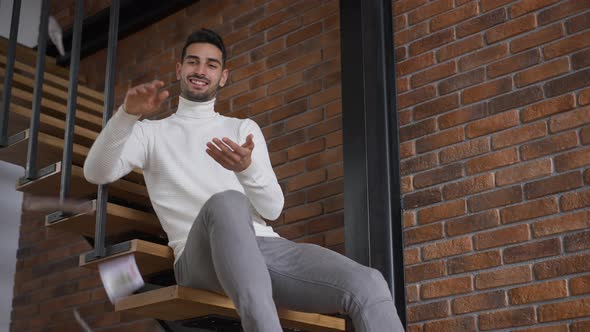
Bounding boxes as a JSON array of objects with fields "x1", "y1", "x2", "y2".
[{"x1": 267, "y1": 265, "x2": 391, "y2": 331}]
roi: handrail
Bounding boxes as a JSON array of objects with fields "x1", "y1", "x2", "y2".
[
  {"x1": 0, "y1": 0, "x2": 21, "y2": 146},
  {"x1": 24, "y1": 0, "x2": 51, "y2": 180},
  {"x1": 94, "y1": 0, "x2": 121, "y2": 259},
  {"x1": 60, "y1": 0, "x2": 84, "y2": 202}
]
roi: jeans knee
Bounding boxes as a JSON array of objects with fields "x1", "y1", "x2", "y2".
[
  {"x1": 350, "y1": 268, "x2": 392, "y2": 305},
  {"x1": 207, "y1": 190, "x2": 248, "y2": 210},
  {"x1": 203, "y1": 190, "x2": 251, "y2": 227}
]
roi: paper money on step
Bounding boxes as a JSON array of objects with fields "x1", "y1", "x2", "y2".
[{"x1": 98, "y1": 254, "x2": 144, "y2": 303}]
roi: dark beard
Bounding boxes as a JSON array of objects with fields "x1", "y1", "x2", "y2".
[{"x1": 180, "y1": 76, "x2": 219, "y2": 102}]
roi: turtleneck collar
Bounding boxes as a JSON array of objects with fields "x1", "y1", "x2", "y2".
[{"x1": 175, "y1": 96, "x2": 218, "y2": 119}]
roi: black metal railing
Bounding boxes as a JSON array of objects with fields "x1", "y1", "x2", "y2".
[
  {"x1": 93, "y1": 0, "x2": 121, "y2": 259},
  {"x1": 60, "y1": 0, "x2": 84, "y2": 202},
  {"x1": 0, "y1": 0, "x2": 119, "y2": 260},
  {"x1": 0, "y1": 0, "x2": 21, "y2": 147},
  {"x1": 24, "y1": 0, "x2": 51, "y2": 180}
]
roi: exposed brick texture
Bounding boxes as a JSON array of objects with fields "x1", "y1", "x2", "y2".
[
  {"x1": 10, "y1": 1, "x2": 590, "y2": 331},
  {"x1": 396, "y1": 0, "x2": 590, "y2": 330}
]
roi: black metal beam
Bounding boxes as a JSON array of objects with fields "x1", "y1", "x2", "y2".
[
  {"x1": 24, "y1": 0, "x2": 51, "y2": 179},
  {"x1": 60, "y1": 0, "x2": 84, "y2": 200},
  {"x1": 94, "y1": 0, "x2": 121, "y2": 259},
  {"x1": 46, "y1": 0, "x2": 197, "y2": 65},
  {"x1": 0, "y1": 0, "x2": 21, "y2": 146},
  {"x1": 340, "y1": 0, "x2": 406, "y2": 327}
]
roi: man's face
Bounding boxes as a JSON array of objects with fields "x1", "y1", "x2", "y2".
[{"x1": 176, "y1": 43, "x2": 228, "y2": 102}]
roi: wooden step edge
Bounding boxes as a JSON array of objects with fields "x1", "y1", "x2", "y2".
[
  {"x1": 1, "y1": 83, "x2": 104, "y2": 128},
  {"x1": 0, "y1": 53, "x2": 103, "y2": 103},
  {"x1": 115, "y1": 285, "x2": 346, "y2": 332},
  {"x1": 0, "y1": 129, "x2": 85, "y2": 167},
  {"x1": 79, "y1": 239, "x2": 173, "y2": 276},
  {"x1": 16, "y1": 162, "x2": 148, "y2": 208},
  {"x1": 10, "y1": 103, "x2": 98, "y2": 145},
  {"x1": 0, "y1": 37, "x2": 71, "y2": 80},
  {"x1": 0, "y1": 129, "x2": 63, "y2": 167},
  {"x1": 0, "y1": 66, "x2": 104, "y2": 114},
  {"x1": 45, "y1": 200, "x2": 162, "y2": 238},
  {"x1": 0, "y1": 119, "x2": 143, "y2": 183},
  {"x1": 16, "y1": 161, "x2": 151, "y2": 208}
]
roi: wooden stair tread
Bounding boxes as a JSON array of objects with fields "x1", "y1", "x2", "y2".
[
  {"x1": 2, "y1": 83, "x2": 104, "y2": 131},
  {"x1": 0, "y1": 66, "x2": 103, "y2": 115},
  {"x1": 0, "y1": 128, "x2": 89, "y2": 168},
  {"x1": 16, "y1": 161, "x2": 150, "y2": 207},
  {"x1": 116, "y1": 285, "x2": 346, "y2": 332},
  {"x1": 46, "y1": 200, "x2": 163, "y2": 238},
  {"x1": 7, "y1": 102, "x2": 97, "y2": 147},
  {"x1": 0, "y1": 129, "x2": 65, "y2": 167},
  {"x1": 80, "y1": 239, "x2": 173, "y2": 276},
  {"x1": 0, "y1": 36, "x2": 76, "y2": 82},
  {"x1": 0, "y1": 52, "x2": 103, "y2": 103},
  {"x1": 0, "y1": 126, "x2": 144, "y2": 183}
]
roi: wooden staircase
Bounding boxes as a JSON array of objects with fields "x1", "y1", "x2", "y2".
[{"x1": 1, "y1": 41, "x2": 346, "y2": 331}]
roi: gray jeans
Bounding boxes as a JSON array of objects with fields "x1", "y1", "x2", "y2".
[{"x1": 174, "y1": 190, "x2": 405, "y2": 332}]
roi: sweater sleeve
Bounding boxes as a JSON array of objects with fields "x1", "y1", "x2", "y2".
[
  {"x1": 235, "y1": 119, "x2": 284, "y2": 221},
  {"x1": 83, "y1": 106, "x2": 149, "y2": 184}
]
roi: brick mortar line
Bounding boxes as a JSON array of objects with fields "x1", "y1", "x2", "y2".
[
  {"x1": 404, "y1": 144, "x2": 587, "y2": 193},
  {"x1": 269, "y1": 106, "x2": 342, "y2": 138},
  {"x1": 406, "y1": 243, "x2": 590, "y2": 285},
  {"x1": 397, "y1": 62, "x2": 585, "y2": 116},
  {"x1": 403, "y1": 205, "x2": 590, "y2": 256},
  {"x1": 405, "y1": 246, "x2": 590, "y2": 292},
  {"x1": 407, "y1": 291, "x2": 590, "y2": 330},
  {"x1": 403, "y1": 202, "x2": 590, "y2": 247},
  {"x1": 404, "y1": 192, "x2": 590, "y2": 236},
  {"x1": 407, "y1": 267, "x2": 590, "y2": 305},
  {"x1": 395, "y1": 10, "x2": 590, "y2": 82},
  {"x1": 400, "y1": 135, "x2": 588, "y2": 209},
  {"x1": 398, "y1": 96, "x2": 588, "y2": 162}
]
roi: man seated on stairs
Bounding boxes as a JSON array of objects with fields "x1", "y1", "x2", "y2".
[{"x1": 83, "y1": 28, "x2": 405, "y2": 332}]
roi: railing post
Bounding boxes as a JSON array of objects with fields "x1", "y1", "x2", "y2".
[
  {"x1": 94, "y1": 0, "x2": 120, "y2": 258},
  {"x1": 60, "y1": 0, "x2": 84, "y2": 201},
  {"x1": 24, "y1": 0, "x2": 51, "y2": 179},
  {"x1": 0, "y1": 0, "x2": 22, "y2": 147}
]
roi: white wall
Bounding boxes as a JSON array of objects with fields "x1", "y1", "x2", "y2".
[
  {"x1": 0, "y1": 0, "x2": 42, "y2": 48},
  {"x1": 0, "y1": 162, "x2": 24, "y2": 332}
]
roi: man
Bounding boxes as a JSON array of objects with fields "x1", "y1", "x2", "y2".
[{"x1": 84, "y1": 28, "x2": 405, "y2": 332}]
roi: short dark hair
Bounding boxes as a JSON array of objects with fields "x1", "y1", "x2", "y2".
[{"x1": 181, "y1": 29, "x2": 227, "y2": 66}]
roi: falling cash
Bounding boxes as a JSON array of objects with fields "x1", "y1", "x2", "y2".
[{"x1": 98, "y1": 254, "x2": 144, "y2": 303}]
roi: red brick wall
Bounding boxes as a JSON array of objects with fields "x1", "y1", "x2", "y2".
[
  {"x1": 11, "y1": 1, "x2": 342, "y2": 331},
  {"x1": 51, "y1": 0, "x2": 111, "y2": 29},
  {"x1": 78, "y1": 0, "x2": 344, "y2": 249},
  {"x1": 11, "y1": 0, "x2": 590, "y2": 331},
  {"x1": 395, "y1": 0, "x2": 590, "y2": 331}
]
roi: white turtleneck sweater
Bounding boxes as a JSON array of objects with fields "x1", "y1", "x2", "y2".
[{"x1": 84, "y1": 97, "x2": 283, "y2": 262}]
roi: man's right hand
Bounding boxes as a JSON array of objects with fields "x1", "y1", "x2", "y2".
[{"x1": 123, "y1": 80, "x2": 169, "y2": 116}]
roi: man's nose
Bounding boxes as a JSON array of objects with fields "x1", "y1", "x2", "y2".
[{"x1": 194, "y1": 63, "x2": 207, "y2": 76}]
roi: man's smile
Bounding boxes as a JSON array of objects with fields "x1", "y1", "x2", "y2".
[{"x1": 188, "y1": 76, "x2": 209, "y2": 89}]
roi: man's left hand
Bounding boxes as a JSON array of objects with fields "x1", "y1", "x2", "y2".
[{"x1": 206, "y1": 134, "x2": 255, "y2": 172}]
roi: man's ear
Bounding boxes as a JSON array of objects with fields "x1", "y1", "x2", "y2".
[
  {"x1": 176, "y1": 62, "x2": 182, "y2": 80},
  {"x1": 219, "y1": 68, "x2": 229, "y2": 87}
]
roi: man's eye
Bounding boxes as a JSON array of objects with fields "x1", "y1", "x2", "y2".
[{"x1": 209, "y1": 64, "x2": 217, "y2": 69}]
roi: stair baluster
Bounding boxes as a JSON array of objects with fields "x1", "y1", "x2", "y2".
[
  {"x1": 0, "y1": 0, "x2": 21, "y2": 146},
  {"x1": 24, "y1": 0, "x2": 50, "y2": 180},
  {"x1": 93, "y1": 0, "x2": 121, "y2": 259},
  {"x1": 60, "y1": 0, "x2": 84, "y2": 206}
]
